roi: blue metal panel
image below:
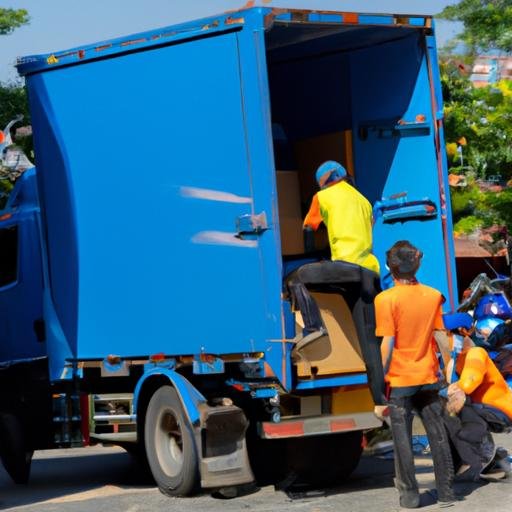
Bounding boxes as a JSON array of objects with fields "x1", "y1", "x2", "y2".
[
  {"x1": 17, "y1": 16, "x2": 245, "y2": 76},
  {"x1": 0, "y1": 169, "x2": 45, "y2": 362},
  {"x1": 350, "y1": 34, "x2": 457, "y2": 305},
  {"x1": 308, "y1": 13, "x2": 343, "y2": 23},
  {"x1": 426, "y1": 26, "x2": 458, "y2": 309},
  {"x1": 269, "y1": 51, "x2": 352, "y2": 139},
  {"x1": 133, "y1": 367, "x2": 207, "y2": 425},
  {"x1": 295, "y1": 373, "x2": 368, "y2": 390},
  {"x1": 358, "y1": 14, "x2": 394, "y2": 25},
  {"x1": 236, "y1": 10, "x2": 289, "y2": 388},
  {"x1": 26, "y1": 82, "x2": 79, "y2": 357},
  {"x1": 24, "y1": 28, "x2": 283, "y2": 362}
]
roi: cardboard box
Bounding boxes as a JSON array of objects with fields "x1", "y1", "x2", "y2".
[
  {"x1": 295, "y1": 292, "x2": 366, "y2": 378},
  {"x1": 276, "y1": 170, "x2": 304, "y2": 255}
]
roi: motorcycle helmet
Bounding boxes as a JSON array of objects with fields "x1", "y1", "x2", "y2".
[
  {"x1": 474, "y1": 292, "x2": 512, "y2": 321},
  {"x1": 474, "y1": 316, "x2": 505, "y2": 344}
]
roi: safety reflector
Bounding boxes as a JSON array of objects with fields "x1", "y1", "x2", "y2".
[
  {"x1": 330, "y1": 418, "x2": 356, "y2": 432},
  {"x1": 342, "y1": 13, "x2": 359, "y2": 24},
  {"x1": 262, "y1": 421, "x2": 305, "y2": 438}
]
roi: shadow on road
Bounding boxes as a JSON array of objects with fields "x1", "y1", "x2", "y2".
[{"x1": 0, "y1": 447, "x2": 155, "y2": 509}]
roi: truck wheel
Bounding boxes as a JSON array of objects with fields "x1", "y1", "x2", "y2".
[
  {"x1": 0, "y1": 413, "x2": 33, "y2": 484},
  {"x1": 144, "y1": 386, "x2": 199, "y2": 496}
]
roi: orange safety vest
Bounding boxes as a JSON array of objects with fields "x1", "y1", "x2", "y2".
[{"x1": 457, "y1": 346, "x2": 512, "y2": 419}]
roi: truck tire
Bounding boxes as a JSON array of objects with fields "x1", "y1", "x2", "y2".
[
  {"x1": 0, "y1": 413, "x2": 33, "y2": 484},
  {"x1": 144, "y1": 386, "x2": 199, "y2": 496}
]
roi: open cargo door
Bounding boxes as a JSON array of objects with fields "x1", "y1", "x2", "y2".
[{"x1": 20, "y1": 27, "x2": 283, "y2": 359}]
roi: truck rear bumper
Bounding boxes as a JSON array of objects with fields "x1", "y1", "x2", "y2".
[{"x1": 259, "y1": 411, "x2": 381, "y2": 439}]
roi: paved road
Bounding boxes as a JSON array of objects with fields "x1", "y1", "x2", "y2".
[{"x1": 1, "y1": 434, "x2": 511, "y2": 512}]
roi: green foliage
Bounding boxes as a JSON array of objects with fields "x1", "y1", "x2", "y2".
[
  {"x1": 439, "y1": 0, "x2": 512, "y2": 53},
  {"x1": 485, "y1": 187, "x2": 512, "y2": 228},
  {"x1": 441, "y1": 62, "x2": 512, "y2": 180},
  {"x1": 0, "y1": 82, "x2": 30, "y2": 128},
  {"x1": 0, "y1": 180, "x2": 13, "y2": 210},
  {"x1": 0, "y1": 7, "x2": 29, "y2": 35},
  {"x1": 0, "y1": 81, "x2": 32, "y2": 159},
  {"x1": 448, "y1": 178, "x2": 512, "y2": 236},
  {"x1": 0, "y1": 83, "x2": 32, "y2": 207},
  {"x1": 453, "y1": 215, "x2": 485, "y2": 234},
  {"x1": 450, "y1": 184, "x2": 482, "y2": 221}
]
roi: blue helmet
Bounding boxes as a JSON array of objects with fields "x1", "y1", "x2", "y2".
[
  {"x1": 315, "y1": 161, "x2": 347, "y2": 189},
  {"x1": 474, "y1": 316, "x2": 504, "y2": 342},
  {"x1": 474, "y1": 292, "x2": 512, "y2": 321},
  {"x1": 443, "y1": 312, "x2": 474, "y2": 332}
]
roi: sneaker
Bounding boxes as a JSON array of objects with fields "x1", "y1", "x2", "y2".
[
  {"x1": 438, "y1": 500, "x2": 456, "y2": 508},
  {"x1": 454, "y1": 464, "x2": 481, "y2": 482},
  {"x1": 480, "y1": 434, "x2": 497, "y2": 472},
  {"x1": 438, "y1": 494, "x2": 464, "y2": 508},
  {"x1": 293, "y1": 329, "x2": 328, "y2": 353},
  {"x1": 399, "y1": 490, "x2": 420, "y2": 509},
  {"x1": 494, "y1": 447, "x2": 511, "y2": 474},
  {"x1": 479, "y1": 469, "x2": 507, "y2": 481}
]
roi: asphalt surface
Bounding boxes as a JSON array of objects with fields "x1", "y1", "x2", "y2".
[{"x1": 1, "y1": 434, "x2": 511, "y2": 511}]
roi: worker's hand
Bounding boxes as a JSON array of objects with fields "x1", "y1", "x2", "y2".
[
  {"x1": 374, "y1": 405, "x2": 390, "y2": 422},
  {"x1": 445, "y1": 383, "x2": 466, "y2": 415}
]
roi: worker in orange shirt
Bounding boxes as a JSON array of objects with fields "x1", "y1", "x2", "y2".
[
  {"x1": 290, "y1": 161, "x2": 379, "y2": 351},
  {"x1": 444, "y1": 324, "x2": 512, "y2": 481},
  {"x1": 374, "y1": 240, "x2": 455, "y2": 509}
]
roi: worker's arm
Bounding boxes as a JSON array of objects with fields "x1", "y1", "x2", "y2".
[
  {"x1": 303, "y1": 193, "x2": 322, "y2": 231},
  {"x1": 374, "y1": 338, "x2": 393, "y2": 417},
  {"x1": 433, "y1": 329, "x2": 451, "y2": 370},
  {"x1": 380, "y1": 335, "x2": 395, "y2": 374}
]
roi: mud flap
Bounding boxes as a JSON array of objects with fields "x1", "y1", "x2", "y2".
[{"x1": 197, "y1": 403, "x2": 254, "y2": 488}]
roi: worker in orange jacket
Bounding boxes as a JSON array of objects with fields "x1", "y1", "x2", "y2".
[{"x1": 444, "y1": 327, "x2": 512, "y2": 481}]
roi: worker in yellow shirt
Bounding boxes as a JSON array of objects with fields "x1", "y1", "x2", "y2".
[
  {"x1": 289, "y1": 161, "x2": 380, "y2": 352},
  {"x1": 303, "y1": 161, "x2": 379, "y2": 272}
]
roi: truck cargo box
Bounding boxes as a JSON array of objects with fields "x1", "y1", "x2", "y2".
[{"x1": 17, "y1": 7, "x2": 457, "y2": 386}]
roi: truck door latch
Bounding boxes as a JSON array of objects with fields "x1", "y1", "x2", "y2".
[{"x1": 236, "y1": 211, "x2": 268, "y2": 239}]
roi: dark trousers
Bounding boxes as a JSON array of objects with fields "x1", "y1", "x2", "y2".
[
  {"x1": 287, "y1": 279, "x2": 324, "y2": 335},
  {"x1": 443, "y1": 404, "x2": 492, "y2": 471},
  {"x1": 389, "y1": 390, "x2": 455, "y2": 502}
]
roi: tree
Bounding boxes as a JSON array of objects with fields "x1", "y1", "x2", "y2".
[
  {"x1": 0, "y1": 7, "x2": 29, "y2": 35},
  {"x1": 0, "y1": 82, "x2": 30, "y2": 129},
  {"x1": 0, "y1": 7, "x2": 31, "y2": 207},
  {"x1": 439, "y1": 0, "x2": 512, "y2": 53},
  {"x1": 441, "y1": 61, "x2": 512, "y2": 180}
]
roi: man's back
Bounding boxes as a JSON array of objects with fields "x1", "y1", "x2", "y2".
[
  {"x1": 375, "y1": 282, "x2": 444, "y2": 387},
  {"x1": 317, "y1": 181, "x2": 379, "y2": 272}
]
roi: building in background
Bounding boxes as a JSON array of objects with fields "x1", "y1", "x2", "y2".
[{"x1": 470, "y1": 54, "x2": 512, "y2": 87}]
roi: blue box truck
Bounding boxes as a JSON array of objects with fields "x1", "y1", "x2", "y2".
[{"x1": 0, "y1": 5, "x2": 457, "y2": 496}]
